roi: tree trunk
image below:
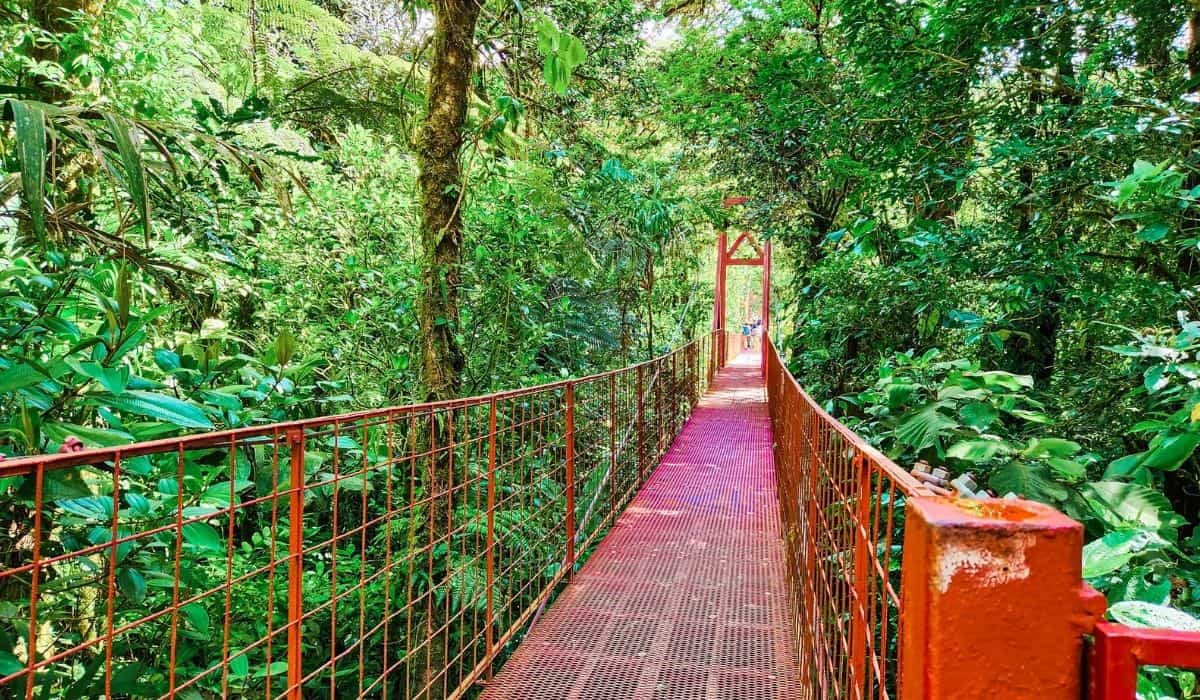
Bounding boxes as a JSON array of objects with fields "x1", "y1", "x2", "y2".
[
  {"x1": 416, "y1": 0, "x2": 481, "y2": 403},
  {"x1": 413, "y1": 4, "x2": 480, "y2": 695},
  {"x1": 28, "y1": 0, "x2": 103, "y2": 104}
]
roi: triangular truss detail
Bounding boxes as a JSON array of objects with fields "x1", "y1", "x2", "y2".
[{"x1": 724, "y1": 230, "x2": 764, "y2": 266}]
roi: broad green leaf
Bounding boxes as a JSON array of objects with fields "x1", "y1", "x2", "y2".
[
  {"x1": 1143, "y1": 364, "x2": 1168, "y2": 392},
  {"x1": 1137, "y1": 222, "x2": 1169, "y2": 242},
  {"x1": 201, "y1": 480, "x2": 254, "y2": 506},
  {"x1": 1082, "y1": 481, "x2": 1178, "y2": 533},
  {"x1": 117, "y1": 567, "x2": 146, "y2": 603},
  {"x1": 43, "y1": 469, "x2": 93, "y2": 500},
  {"x1": 1104, "y1": 452, "x2": 1147, "y2": 480},
  {"x1": 42, "y1": 421, "x2": 135, "y2": 448},
  {"x1": 9, "y1": 99, "x2": 47, "y2": 241},
  {"x1": 0, "y1": 651, "x2": 22, "y2": 676},
  {"x1": 94, "y1": 390, "x2": 213, "y2": 429},
  {"x1": 102, "y1": 113, "x2": 151, "y2": 244},
  {"x1": 182, "y1": 521, "x2": 223, "y2": 552},
  {"x1": 1082, "y1": 530, "x2": 1167, "y2": 578},
  {"x1": 894, "y1": 402, "x2": 957, "y2": 451},
  {"x1": 275, "y1": 328, "x2": 298, "y2": 366},
  {"x1": 252, "y1": 661, "x2": 290, "y2": 679},
  {"x1": 75, "y1": 361, "x2": 131, "y2": 395},
  {"x1": 1023, "y1": 438, "x2": 1081, "y2": 459},
  {"x1": 946, "y1": 438, "x2": 1011, "y2": 462},
  {"x1": 1109, "y1": 601, "x2": 1200, "y2": 632},
  {"x1": 1142, "y1": 432, "x2": 1200, "y2": 471},
  {"x1": 125, "y1": 492, "x2": 152, "y2": 515},
  {"x1": 989, "y1": 461, "x2": 1069, "y2": 502},
  {"x1": 56, "y1": 496, "x2": 113, "y2": 520},
  {"x1": 1046, "y1": 457, "x2": 1086, "y2": 480},
  {"x1": 0, "y1": 360, "x2": 67, "y2": 394},
  {"x1": 962, "y1": 370, "x2": 1034, "y2": 390},
  {"x1": 959, "y1": 401, "x2": 998, "y2": 430},
  {"x1": 564, "y1": 36, "x2": 587, "y2": 67},
  {"x1": 182, "y1": 603, "x2": 211, "y2": 637},
  {"x1": 230, "y1": 653, "x2": 250, "y2": 677},
  {"x1": 154, "y1": 349, "x2": 181, "y2": 371},
  {"x1": 1004, "y1": 408, "x2": 1053, "y2": 424}
]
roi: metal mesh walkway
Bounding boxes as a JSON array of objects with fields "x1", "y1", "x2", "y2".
[{"x1": 480, "y1": 352, "x2": 800, "y2": 700}]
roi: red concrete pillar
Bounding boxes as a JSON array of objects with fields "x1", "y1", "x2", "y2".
[{"x1": 900, "y1": 497, "x2": 1105, "y2": 700}]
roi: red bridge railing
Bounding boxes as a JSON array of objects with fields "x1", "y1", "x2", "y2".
[
  {"x1": 0, "y1": 332, "x2": 718, "y2": 699},
  {"x1": 765, "y1": 335, "x2": 1200, "y2": 700},
  {"x1": 8, "y1": 323, "x2": 1200, "y2": 700},
  {"x1": 765, "y1": 336, "x2": 932, "y2": 698}
]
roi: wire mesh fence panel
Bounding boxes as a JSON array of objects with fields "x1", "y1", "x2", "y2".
[
  {"x1": 765, "y1": 338, "x2": 932, "y2": 700},
  {"x1": 0, "y1": 335, "x2": 719, "y2": 699}
]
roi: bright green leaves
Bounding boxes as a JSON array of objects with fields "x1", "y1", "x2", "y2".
[
  {"x1": 101, "y1": 113, "x2": 152, "y2": 245},
  {"x1": 274, "y1": 328, "x2": 298, "y2": 368},
  {"x1": 1109, "y1": 601, "x2": 1200, "y2": 632},
  {"x1": 92, "y1": 391, "x2": 213, "y2": 430},
  {"x1": 1104, "y1": 159, "x2": 1188, "y2": 247},
  {"x1": 536, "y1": 18, "x2": 587, "y2": 96},
  {"x1": 945, "y1": 438, "x2": 1009, "y2": 461},
  {"x1": 895, "y1": 402, "x2": 957, "y2": 451},
  {"x1": 483, "y1": 95, "x2": 525, "y2": 142},
  {"x1": 1081, "y1": 481, "x2": 1182, "y2": 536},
  {"x1": 1082, "y1": 530, "x2": 1172, "y2": 579},
  {"x1": 182, "y1": 521, "x2": 224, "y2": 553},
  {"x1": 8, "y1": 99, "x2": 48, "y2": 243},
  {"x1": 1102, "y1": 320, "x2": 1200, "y2": 481}
]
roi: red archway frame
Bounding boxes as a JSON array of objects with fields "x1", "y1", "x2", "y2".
[{"x1": 715, "y1": 197, "x2": 771, "y2": 373}]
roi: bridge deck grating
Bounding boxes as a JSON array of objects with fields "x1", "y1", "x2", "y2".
[{"x1": 480, "y1": 352, "x2": 800, "y2": 700}]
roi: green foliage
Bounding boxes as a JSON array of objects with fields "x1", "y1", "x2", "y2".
[
  {"x1": 536, "y1": 18, "x2": 588, "y2": 96},
  {"x1": 0, "y1": 0, "x2": 709, "y2": 692},
  {"x1": 647, "y1": 1, "x2": 1200, "y2": 691}
]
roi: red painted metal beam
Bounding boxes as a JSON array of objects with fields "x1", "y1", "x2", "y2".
[{"x1": 1090, "y1": 622, "x2": 1200, "y2": 700}]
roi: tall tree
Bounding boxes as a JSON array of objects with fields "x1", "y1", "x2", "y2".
[{"x1": 417, "y1": 0, "x2": 482, "y2": 402}]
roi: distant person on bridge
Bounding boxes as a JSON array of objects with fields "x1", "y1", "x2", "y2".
[{"x1": 742, "y1": 321, "x2": 753, "y2": 349}]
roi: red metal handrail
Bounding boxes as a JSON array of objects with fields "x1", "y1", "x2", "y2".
[
  {"x1": 0, "y1": 332, "x2": 718, "y2": 699},
  {"x1": 763, "y1": 335, "x2": 932, "y2": 699},
  {"x1": 1090, "y1": 623, "x2": 1200, "y2": 699},
  {"x1": 765, "y1": 334, "x2": 1200, "y2": 700}
]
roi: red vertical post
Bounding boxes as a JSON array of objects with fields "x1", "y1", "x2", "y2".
[
  {"x1": 675, "y1": 350, "x2": 682, "y2": 431},
  {"x1": 654, "y1": 359, "x2": 664, "y2": 459},
  {"x1": 899, "y1": 497, "x2": 1106, "y2": 700},
  {"x1": 1088, "y1": 623, "x2": 1200, "y2": 699},
  {"x1": 805, "y1": 409, "x2": 823, "y2": 690},
  {"x1": 690, "y1": 341, "x2": 698, "y2": 408},
  {"x1": 761, "y1": 240, "x2": 771, "y2": 375},
  {"x1": 484, "y1": 399, "x2": 497, "y2": 677},
  {"x1": 286, "y1": 429, "x2": 305, "y2": 700},
  {"x1": 564, "y1": 382, "x2": 576, "y2": 579},
  {"x1": 714, "y1": 231, "x2": 727, "y2": 367},
  {"x1": 849, "y1": 454, "x2": 871, "y2": 698},
  {"x1": 608, "y1": 373, "x2": 617, "y2": 517},
  {"x1": 636, "y1": 364, "x2": 646, "y2": 484},
  {"x1": 1089, "y1": 624, "x2": 1139, "y2": 700}
]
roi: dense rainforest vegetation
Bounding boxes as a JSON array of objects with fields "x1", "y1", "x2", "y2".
[{"x1": 4, "y1": 0, "x2": 1200, "y2": 696}]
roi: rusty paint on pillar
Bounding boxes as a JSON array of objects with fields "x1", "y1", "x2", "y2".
[{"x1": 900, "y1": 497, "x2": 1106, "y2": 700}]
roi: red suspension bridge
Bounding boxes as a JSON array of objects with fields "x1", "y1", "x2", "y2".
[{"x1": 1, "y1": 232, "x2": 1199, "y2": 699}]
